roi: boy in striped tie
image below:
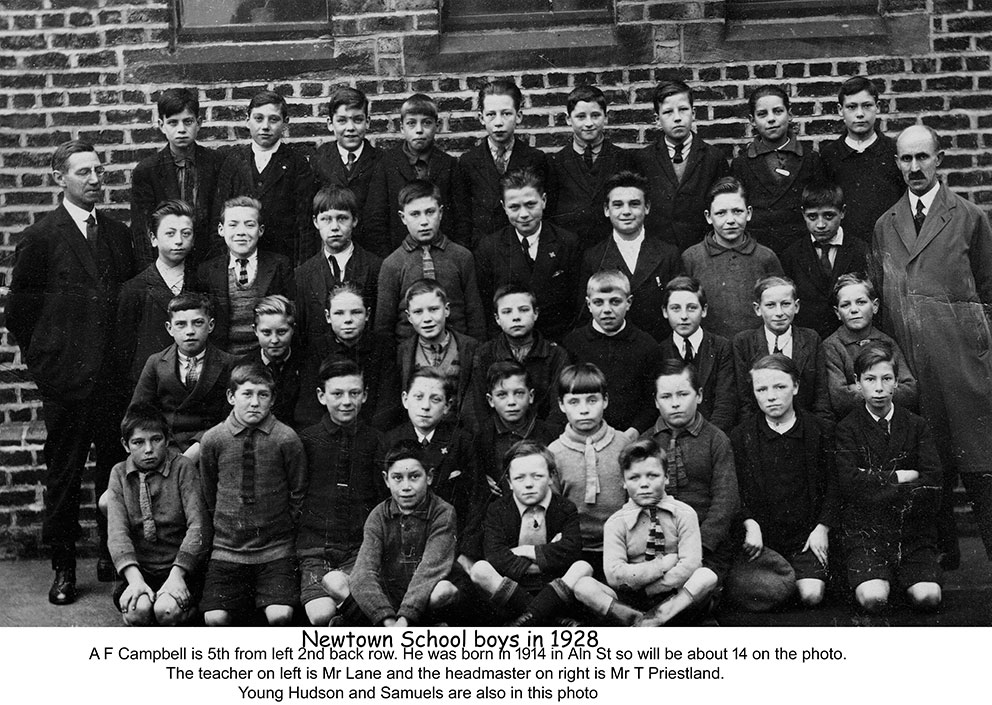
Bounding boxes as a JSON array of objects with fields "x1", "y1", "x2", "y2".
[{"x1": 573, "y1": 437, "x2": 714, "y2": 626}]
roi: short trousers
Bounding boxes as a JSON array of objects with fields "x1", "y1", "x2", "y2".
[
  {"x1": 200, "y1": 557, "x2": 298, "y2": 613},
  {"x1": 845, "y1": 523, "x2": 942, "y2": 590},
  {"x1": 299, "y1": 550, "x2": 358, "y2": 605}
]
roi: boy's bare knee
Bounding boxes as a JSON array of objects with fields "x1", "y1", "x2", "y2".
[
  {"x1": 907, "y1": 582, "x2": 941, "y2": 610},
  {"x1": 154, "y1": 594, "x2": 187, "y2": 626},
  {"x1": 855, "y1": 579, "x2": 889, "y2": 612},
  {"x1": 572, "y1": 576, "x2": 599, "y2": 603},
  {"x1": 562, "y1": 561, "x2": 594, "y2": 590},
  {"x1": 797, "y1": 579, "x2": 825, "y2": 607},
  {"x1": 430, "y1": 580, "x2": 459, "y2": 608},
  {"x1": 469, "y1": 561, "x2": 500, "y2": 593},
  {"x1": 321, "y1": 571, "x2": 350, "y2": 602},
  {"x1": 204, "y1": 609, "x2": 232, "y2": 627},
  {"x1": 265, "y1": 605, "x2": 294, "y2": 626},
  {"x1": 123, "y1": 600, "x2": 155, "y2": 626},
  {"x1": 684, "y1": 567, "x2": 718, "y2": 604},
  {"x1": 305, "y1": 598, "x2": 336, "y2": 626}
]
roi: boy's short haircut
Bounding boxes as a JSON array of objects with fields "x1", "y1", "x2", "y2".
[
  {"x1": 749, "y1": 353, "x2": 800, "y2": 385},
  {"x1": 486, "y1": 360, "x2": 531, "y2": 393},
  {"x1": 500, "y1": 166, "x2": 545, "y2": 196},
  {"x1": 747, "y1": 85, "x2": 791, "y2": 115},
  {"x1": 853, "y1": 341, "x2": 899, "y2": 378},
  {"x1": 404, "y1": 278, "x2": 449, "y2": 306},
  {"x1": 248, "y1": 90, "x2": 288, "y2": 120},
  {"x1": 318, "y1": 357, "x2": 364, "y2": 385},
  {"x1": 400, "y1": 93, "x2": 438, "y2": 121},
  {"x1": 157, "y1": 88, "x2": 199, "y2": 120},
  {"x1": 479, "y1": 78, "x2": 523, "y2": 112},
  {"x1": 149, "y1": 199, "x2": 194, "y2": 236},
  {"x1": 227, "y1": 361, "x2": 276, "y2": 394},
  {"x1": 801, "y1": 181, "x2": 845, "y2": 211},
  {"x1": 831, "y1": 272, "x2": 876, "y2": 306},
  {"x1": 493, "y1": 282, "x2": 538, "y2": 310},
  {"x1": 328, "y1": 86, "x2": 369, "y2": 117},
  {"x1": 120, "y1": 401, "x2": 170, "y2": 443},
  {"x1": 837, "y1": 76, "x2": 880, "y2": 104},
  {"x1": 603, "y1": 170, "x2": 650, "y2": 207},
  {"x1": 618, "y1": 437, "x2": 667, "y2": 475},
  {"x1": 407, "y1": 366, "x2": 456, "y2": 401},
  {"x1": 384, "y1": 438, "x2": 427, "y2": 474},
  {"x1": 397, "y1": 179, "x2": 441, "y2": 210},
  {"x1": 655, "y1": 358, "x2": 700, "y2": 392},
  {"x1": 312, "y1": 186, "x2": 359, "y2": 218},
  {"x1": 566, "y1": 85, "x2": 607, "y2": 114},
  {"x1": 557, "y1": 362, "x2": 608, "y2": 399},
  {"x1": 221, "y1": 195, "x2": 263, "y2": 223},
  {"x1": 707, "y1": 175, "x2": 748, "y2": 207},
  {"x1": 326, "y1": 280, "x2": 367, "y2": 309},
  {"x1": 52, "y1": 139, "x2": 96, "y2": 173},
  {"x1": 753, "y1": 275, "x2": 797, "y2": 303},
  {"x1": 167, "y1": 291, "x2": 213, "y2": 320},
  {"x1": 254, "y1": 294, "x2": 295, "y2": 325},
  {"x1": 586, "y1": 269, "x2": 631, "y2": 297},
  {"x1": 663, "y1": 275, "x2": 707, "y2": 309},
  {"x1": 502, "y1": 439, "x2": 557, "y2": 480},
  {"x1": 652, "y1": 80, "x2": 694, "y2": 112}
]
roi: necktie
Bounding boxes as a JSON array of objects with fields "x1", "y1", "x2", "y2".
[
  {"x1": 583, "y1": 143, "x2": 594, "y2": 171},
  {"x1": 85, "y1": 213, "x2": 98, "y2": 250},
  {"x1": 421, "y1": 436, "x2": 430, "y2": 449},
  {"x1": 495, "y1": 144, "x2": 508, "y2": 175},
  {"x1": 877, "y1": 416, "x2": 890, "y2": 439},
  {"x1": 421, "y1": 245, "x2": 436, "y2": 280},
  {"x1": 815, "y1": 243, "x2": 833, "y2": 276},
  {"x1": 645, "y1": 507, "x2": 663, "y2": 560},
  {"x1": 583, "y1": 436, "x2": 600, "y2": 504},
  {"x1": 177, "y1": 159, "x2": 195, "y2": 207},
  {"x1": 185, "y1": 355, "x2": 199, "y2": 390},
  {"x1": 914, "y1": 199, "x2": 926, "y2": 235},
  {"x1": 138, "y1": 471, "x2": 157, "y2": 543},
  {"x1": 666, "y1": 432, "x2": 688, "y2": 491},
  {"x1": 328, "y1": 254, "x2": 342, "y2": 282},
  {"x1": 346, "y1": 151, "x2": 356, "y2": 173},
  {"x1": 683, "y1": 339, "x2": 694, "y2": 365},
  {"x1": 241, "y1": 428, "x2": 256, "y2": 505},
  {"x1": 773, "y1": 335, "x2": 781, "y2": 354},
  {"x1": 237, "y1": 258, "x2": 249, "y2": 286},
  {"x1": 671, "y1": 141, "x2": 684, "y2": 165},
  {"x1": 520, "y1": 234, "x2": 533, "y2": 264}
]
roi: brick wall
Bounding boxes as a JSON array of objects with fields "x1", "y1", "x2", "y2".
[{"x1": 1, "y1": 0, "x2": 989, "y2": 556}]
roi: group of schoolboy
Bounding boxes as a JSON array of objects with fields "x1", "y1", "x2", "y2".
[{"x1": 30, "y1": 72, "x2": 958, "y2": 627}]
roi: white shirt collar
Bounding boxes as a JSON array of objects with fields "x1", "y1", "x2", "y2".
[
  {"x1": 866, "y1": 404, "x2": 895, "y2": 424},
  {"x1": 489, "y1": 137, "x2": 514, "y2": 160},
  {"x1": 665, "y1": 133, "x2": 693, "y2": 157},
  {"x1": 261, "y1": 349, "x2": 291, "y2": 366},
  {"x1": 177, "y1": 348, "x2": 205, "y2": 364},
  {"x1": 674, "y1": 328, "x2": 704, "y2": 355},
  {"x1": 764, "y1": 326, "x2": 793, "y2": 355},
  {"x1": 228, "y1": 250, "x2": 259, "y2": 268},
  {"x1": 325, "y1": 242, "x2": 355, "y2": 263},
  {"x1": 516, "y1": 223, "x2": 542, "y2": 242},
  {"x1": 845, "y1": 131, "x2": 878, "y2": 152},
  {"x1": 155, "y1": 259, "x2": 185, "y2": 293},
  {"x1": 810, "y1": 226, "x2": 844, "y2": 248},
  {"x1": 252, "y1": 140, "x2": 280, "y2": 156},
  {"x1": 337, "y1": 141, "x2": 364, "y2": 164},
  {"x1": 910, "y1": 182, "x2": 940, "y2": 215},
  {"x1": 62, "y1": 198, "x2": 96, "y2": 238},
  {"x1": 592, "y1": 319, "x2": 626, "y2": 337},
  {"x1": 414, "y1": 428, "x2": 436, "y2": 444},
  {"x1": 513, "y1": 491, "x2": 553, "y2": 516}
]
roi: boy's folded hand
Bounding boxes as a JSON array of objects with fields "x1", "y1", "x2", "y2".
[{"x1": 120, "y1": 581, "x2": 156, "y2": 614}]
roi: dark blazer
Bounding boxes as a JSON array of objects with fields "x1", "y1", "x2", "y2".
[
  {"x1": 311, "y1": 139, "x2": 380, "y2": 247},
  {"x1": 473, "y1": 221, "x2": 582, "y2": 341},
  {"x1": 579, "y1": 235, "x2": 682, "y2": 343},
  {"x1": 294, "y1": 244, "x2": 382, "y2": 351},
  {"x1": 660, "y1": 331, "x2": 737, "y2": 432},
  {"x1": 482, "y1": 492, "x2": 582, "y2": 582},
  {"x1": 128, "y1": 342, "x2": 237, "y2": 451},
  {"x1": 780, "y1": 235, "x2": 869, "y2": 340},
  {"x1": 7, "y1": 204, "x2": 135, "y2": 399},
  {"x1": 212, "y1": 143, "x2": 316, "y2": 265},
  {"x1": 458, "y1": 138, "x2": 549, "y2": 248},
  {"x1": 547, "y1": 140, "x2": 635, "y2": 251},
  {"x1": 732, "y1": 325, "x2": 831, "y2": 421},
  {"x1": 196, "y1": 250, "x2": 295, "y2": 351},
  {"x1": 130, "y1": 143, "x2": 224, "y2": 269},
  {"x1": 363, "y1": 145, "x2": 468, "y2": 257},
  {"x1": 635, "y1": 137, "x2": 732, "y2": 252},
  {"x1": 116, "y1": 262, "x2": 200, "y2": 385},
  {"x1": 236, "y1": 347, "x2": 303, "y2": 427}
]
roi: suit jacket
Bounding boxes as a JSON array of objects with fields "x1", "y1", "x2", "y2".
[
  {"x1": 579, "y1": 234, "x2": 682, "y2": 343},
  {"x1": 236, "y1": 347, "x2": 303, "y2": 427},
  {"x1": 547, "y1": 140, "x2": 635, "y2": 251},
  {"x1": 872, "y1": 184, "x2": 992, "y2": 473},
  {"x1": 780, "y1": 235, "x2": 869, "y2": 340},
  {"x1": 732, "y1": 326, "x2": 831, "y2": 421},
  {"x1": 7, "y1": 204, "x2": 135, "y2": 399},
  {"x1": 130, "y1": 143, "x2": 224, "y2": 269},
  {"x1": 635, "y1": 137, "x2": 732, "y2": 252},
  {"x1": 458, "y1": 138, "x2": 549, "y2": 248},
  {"x1": 482, "y1": 492, "x2": 582, "y2": 582},
  {"x1": 311, "y1": 139, "x2": 380, "y2": 247},
  {"x1": 116, "y1": 262, "x2": 200, "y2": 385},
  {"x1": 363, "y1": 145, "x2": 468, "y2": 257},
  {"x1": 196, "y1": 250, "x2": 295, "y2": 351},
  {"x1": 294, "y1": 244, "x2": 382, "y2": 351},
  {"x1": 212, "y1": 143, "x2": 316, "y2": 265},
  {"x1": 128, "y1": 342, "x2": 237, "y2": 450},
  {"x1": 660, "y1": 331, "x2": 736, "y2": 431},
  {"x1": 473, "y1": 221, "x2": 581, "y2": 341}
]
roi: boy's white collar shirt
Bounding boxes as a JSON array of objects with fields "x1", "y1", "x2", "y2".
[
  {"x1": 177, "y1": 349, "x2": 205, "y2": 385},
  {"x1": 62, "y1": 198, "x2": 96, "y2": 239},
  {"x1": 909, "y1": 182, "x2": 940, "y2": 218},
  {"x1": 866, "y1": 404, "x2": 895, "y2": 424},
  {"x1": 674, "y1": 328, "x2": 704, "y2": 360},
  {"x1": 764, "y1": 326, "x2": 793, "y2": 357},
  {"x1": 228, "y1": 251, "x2": 259, "y2": 283},
  {"x1": 612, "y1": 229, "x2": 644, "y2": 274},
  {"x1": 325, "y1": 242, "x2": 354, "y2": 273},
  {"x1": 810, "y1": 227, "x2": 845, "y2": 268},
  {"x1": 845, "y1": 131, "x2": 878, "y2": 152},
  {"x1": 572, "y1": 138, "x2": 603, "y2": 157},
  {"x1": 261, "y1": 349, "x2": 291, "y2": 367},
  {"x1": 251, "y1": 140, "x2": 281, "y2": 172},
  {"x1": 156, "y1": 259, "x2": 185, "y2": 294},
  {"x1": 665, "y1": 133, "x2": 693, "y2": 159},
  {"x1": 592, "y1": 319, "x2": 626, "y2": 337},
  {"x1": 513, "y1": 491, "x2": 552, "y2": 516},
  {"x1": 517, "y1": 223, "x2": 542, "y2": 259},
  {"x1": 337, "y1": 141, "x2": 364, "y2": 165},
  {"x1": 414, "y1": 428, "x2": 436, "y2": 445},
  {"x1": 488, "y1": 137, "x2": 514, "y2": 161}
]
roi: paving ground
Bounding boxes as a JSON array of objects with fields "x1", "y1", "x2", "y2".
[{"x1": 1, "y1": 539, "x2": 989, "y2": 628}]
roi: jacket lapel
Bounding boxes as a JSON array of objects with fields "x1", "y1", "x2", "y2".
[
  {"x1": 56, "y1": 205, "x2": 100, "y2": 281},
  {"x1": 156, "y1": 147, "x2": 181, "y2": 199},
  {"x1": 911, "y1": 186, "x2": 954, "y2": 261},
  {"x1": 186, "y1": 344, "x2": 225, "y2": 405},
  {"x1": 677, "y1": 140, "x2": 705, "y2": 191},
  {"x1": 791, "y1": 328, "x2": 812, "y2": 374},
  {"x1": 255, "y1": 252, "x2": 277, "y2": 294},
  {"x1": 892, "y1": 194, "x2": 918, "y2": 255},
  {"x1": 695, "y1": 332, "x2": 715, "y2": 388},
  {"x1": 147, "y1": 266, "x2": 177, "y2": 310},
  {"x1": 652, "y1": 141, "x2": 678, "y2": 188},
  {"x1": 630, "y1": 237, "x2": 664, "y2": 293},
  {"x1": 158, "y1": 345, "x2": 189, "y2": 402},
  {"x1": 257, "y1": 147, "x2": 289, "y2": 196}
]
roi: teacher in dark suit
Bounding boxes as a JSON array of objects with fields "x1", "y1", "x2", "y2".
[
  {"x1": 872, "y1": 124, "x2": 992, "y2": 569},
  {"x1": 7, "y1": 140, "x2": 136, "y2": 604}
]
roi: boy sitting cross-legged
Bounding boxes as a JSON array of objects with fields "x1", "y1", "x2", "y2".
[
  {"x1": 199, "y1": 362, "x2": 306, "y2": 626},
  {"x1": 573, "y1": 437, "x2": 716, "y2": 626},
  {"x1": 106, "y1": 403, "x2": 211, "y2": 626}
]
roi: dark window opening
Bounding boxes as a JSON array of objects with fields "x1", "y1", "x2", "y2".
[
  {"x1": 444, "y1": 0, "x2": 612, "y2": 32},
  {"x1": 726, "y1": 0, "x2": 879, "y2": 21},
  {"x1": 175, "y1": 0, "x2": 332, "y2": 41}
]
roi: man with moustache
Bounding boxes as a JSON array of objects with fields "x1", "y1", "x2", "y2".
[{"x1": 872, "y1": 124, "x2": 992, "y2": 571}]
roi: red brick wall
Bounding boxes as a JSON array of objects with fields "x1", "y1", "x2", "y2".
[{"x1": 1, "y1": 0, "x2": 990, "y2": 555}]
